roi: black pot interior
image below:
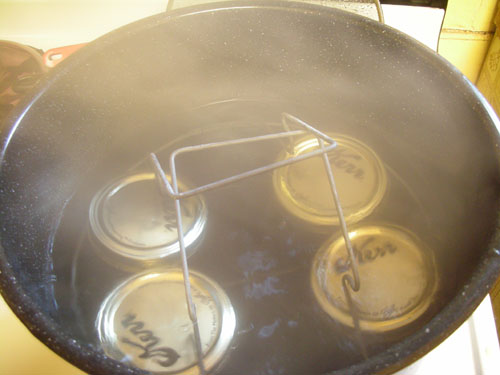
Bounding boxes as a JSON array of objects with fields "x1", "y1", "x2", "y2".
[{"x1": 1, "y1": 2, "x2": 500, "y2": 375}]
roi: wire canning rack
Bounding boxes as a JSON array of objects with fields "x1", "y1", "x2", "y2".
[{"x1": 148, "y1": 113, "x2": 362, "y2": 374}]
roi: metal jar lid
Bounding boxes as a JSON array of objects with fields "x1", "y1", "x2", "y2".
[
  {"x1": 96, "y1": 269, "x2": 236, "y2": 374},
  {"x1": 273, "y1": 134, "x2": 387, "y2": 226},
  {"x1": 311, "y1": 224, "x2": 437, "y2": 332},
  {"x1": 89, "y1": 172, "x2": 207, "y2": 265}
]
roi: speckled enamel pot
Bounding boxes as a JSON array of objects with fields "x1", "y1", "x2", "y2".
[{"x1": 1, "y1": 2, "x2": 500, "y2": 374}]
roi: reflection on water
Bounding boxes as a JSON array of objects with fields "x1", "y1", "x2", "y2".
[{"x1": 51, "y1": 108, "x2": 455, "y2": 374}]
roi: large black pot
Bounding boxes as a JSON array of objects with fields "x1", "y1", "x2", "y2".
[{"x1": 1, "y1": 2, "x2": 500, "y2": 374}]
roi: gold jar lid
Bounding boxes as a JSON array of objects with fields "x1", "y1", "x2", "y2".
[
  {"x1": 273, "y1": 134, "x2": 387, "y2": 226},
  {"x1": 89, "y1": 172, "x2": 207, "y2": 266},
  {"x1": 311, "y1": 224, "x2": 437, "y2": 332},
  {"x1": 96, "y1": 270, "x2": 236, "y2": 374}
]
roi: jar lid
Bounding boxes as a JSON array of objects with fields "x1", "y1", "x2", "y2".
[
  {"x1": 89, "y1": 172, "x2": 207, "y2": 265},
  {"x1": 273, "y1": 134, "x2": 387, "y2": 226},
  {"x1": 311, "y1": 224, "x2": 437, "y2": 332},
  {"x1": 96, "y1": 270, "x2": 236, "y2": 374}
]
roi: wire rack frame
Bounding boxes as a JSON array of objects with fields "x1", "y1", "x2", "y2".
[{"x1": 149, "y1": 112, "x2": 361, "y2": 374}]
